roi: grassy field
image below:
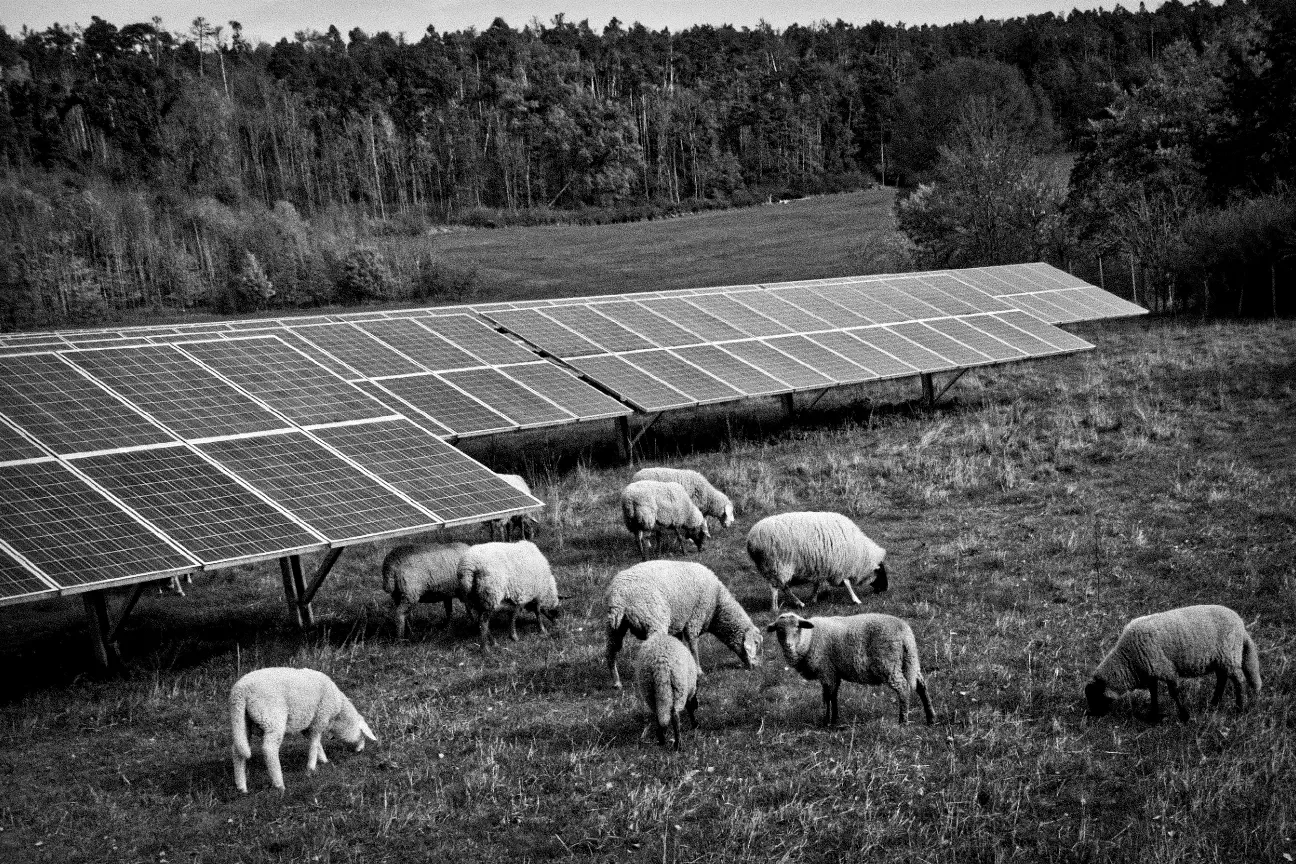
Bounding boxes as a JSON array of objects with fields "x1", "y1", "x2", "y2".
[{"x1": 0, "y1": 315, "x2": 1292, "y2": 862}]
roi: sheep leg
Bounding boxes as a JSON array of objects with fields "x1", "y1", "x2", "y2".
[
  {"x1": 636, "y1": 531, "x2": 650, "y2": 562},
  {"x1": 1166, "y1": 679, "x2": 1190, "y2": 722},
  {"x1": 769, "y1": 586, "x2": 781, "y2": 614},
  {"x1": 685, "y1": 693, "x2": 699, "y2": 730},
  {"x1": 232, "y1": 749, "x2": 249, "y2": 794},
  {"x1": 443, "y1": 598, "x2": 454, "y2": 627},
  {"x1": 478, "y1": 613, "x2": 493, "y2": 650},
  {"x1": 842, "y1": 578, "x2": 864, "y2": 606},
  {"x1": 606, "y1": 623, "x2": 628, "y2": 689},
  {"x1": 534, "y1": 602, "x2": 547, "y2": 636},
  {"x1": 808, "y1": 582, "x2": 823, "y2": 604},
  {"x1": 655, "y1": 718, "x2": 668, "y2": 747},
  {"x1": 684, "y1": 632, "x2": 703, "y2": 677},
  {"x1": 508, "y1": 606, "x2": 521, "y2": 641},
  {"x1": 671, "y1": 711, "x2": 682, "y2": 751},
  {"x1": 1210, "y1": 670, "x2": 1228, "y2": 707},
  {"x1": 393, "y1": 603, "x2": 408, "y2": 640},
  {"x1": 1146, "y1": 681, "x2": 1161, "y2": 722},
  {"x1": 782, "y1": 584, "x2": 806, "y2": 609},
  {"x1": 315, "y1": 739, "x2": 329, "y2": 765},
  {"x1": 821, "y1": 682, "x2": 839, "y2": 727},
  {"x1": 306, "y1": 732, "x2": 324, "y2": 771},
  {"x1": 914, "y1": 676, "x2": 936, "y2": 725},
  {"x1": 1230, "y1": 670, "x2": 1247, "y2": 710},
  {"x1": 263, "y1": 731, "x2": 286, "y2": 790}
]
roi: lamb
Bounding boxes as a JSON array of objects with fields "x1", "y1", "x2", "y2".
[
  {"x1": 229, "y1": 667, "x2": 377, "y2": 793},
  {"x1": 456, "y1": 540, "x2": 561, "y2": 649},
  {"x1": 632, "y1": 467, "x2": 735, "y2": 529},
  {"x1": 635, "y1": 632, "x2": 700, "y2": 751},
  {"x1": 767, "y1": 611, "x2": 936, "y2": 727},
  {"x1": 604, "y1": 560, "x2": 764, "y2": 689},
  {"x1": 380, "y1": 541, "x2": 471, "y2": 638},
  {"x1": 746, "y1": 511, "x2": 888, "y2": 613},
  {"x1": 1084, "y1": 604, "x2": 1262, "y2": 723},
  {"x1": 487, "y1": 474, "x2": 540, "y2": 542},
  {"x1": 620, "y1": 480, "x2": 710, "y2": 561}
]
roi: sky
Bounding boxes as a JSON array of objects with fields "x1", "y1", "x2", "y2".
[{"x1": 0, "y1": 1, "x2": 1121, "y2": 43}]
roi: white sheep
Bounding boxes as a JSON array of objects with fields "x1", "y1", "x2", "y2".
[
  {"x1": 487, "y1": 474, "x2": 540, "y2": 542},
  {"x1": 635, "y1": 632, "x2": 700, "y2": 751},
  {"x1": 456, "y1": 540, "x2": 561, "y2": 649},
  {"x1": 767, "y1": 611, "x2": 936, "y2": 727},
  {"x1": 604, "y1": 560, "x2": 763, "y2": 689},
  {"x1": 229, "y1": 667, "x2": 377, "y2": 793},
  {"x1": 632, "y1": 466, "x2": 735, "y2": 528},
  {"x1": 746, "y1": 511, "x2": 888, "y2": 613},
  {"x1": 620, "y1": 479, "x2": 710, "y2": 561},
  {"x1": 381, "y1": 541, "x2": 471, "y2": 638},
  {"x1": 1084, "y1": 604, "x2": 1262, "y2": 722}
]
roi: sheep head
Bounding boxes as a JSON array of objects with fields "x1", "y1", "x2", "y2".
[
  {"x1": 740, "y1": 625, "x2": 764, "y2": 669},
  {"x1": 334, "y1": 700, "x2": 379, "y2": 751},
  {"x1": 871, "y1": 561, "x2": 889, "y2": 594},
  {"x1": 1084, "y1": 678, "x2": 1112, "y2": 717}
]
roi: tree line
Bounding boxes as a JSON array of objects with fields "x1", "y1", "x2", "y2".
[{"x1": 0, "y1": 0, "x2": 1292, "y2": 326}]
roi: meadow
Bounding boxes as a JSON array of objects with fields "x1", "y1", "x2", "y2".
[{"x1": 0, "y1": 311, "x2": 1292, "y2": 863}]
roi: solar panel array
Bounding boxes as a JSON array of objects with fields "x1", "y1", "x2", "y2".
[{"x1": 0, "y1": 336, "x2": 543, "y2": 606}]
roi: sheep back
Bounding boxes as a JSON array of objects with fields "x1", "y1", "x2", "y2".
[
  {"x1": 457, "y1": 541, "x2": 558, "y2": 615},
  {"x1": 633, "y1": 467, "x2": 734, "y2": 526},
  {"x1": 381, "y1": 542, "x2": 471, "y2": 601},
  {"x1": 746, "y1": 512, "x2": 885, "y2": 589},
  {"x1": 635, "y1": 632, "x2": 699, "y2": 731},
  {"x1": 621, "y1": 480, "x2": 706, "y2": 533},
  {"x1": 772, "y1": 613, "x2": 919, "y2": 689},
  {"x1": 1093, "y1": 604, "x2": 1261, "y2": 693},
  {"x1": 606, "y1": 560, "x2": 724, "y2": 641}
]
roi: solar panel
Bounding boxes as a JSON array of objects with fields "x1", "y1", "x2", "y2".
[
  {"x1": 348, "y1": 380, "x2": 452, "y2": 437},
  {"x1": 74, "y1": 445, "x2": 321, "y2": 565},
  {"x1": 66, "y1": 346, "x2": 290, "y2": 441},
  {"x1": 889, "y1": 322, "x2": 993, "y2": 368},
  {"x1": 313, "y1": 419, "x2": 541, "y2": 524},
  {"x1": 501, "y1": 362, "x2": 630, "y2": 421},
  {"x1": 418, "y1": 315, "x2": 540, "y2": 365},
  {"x1": 995, "y1": 310, "x2": 1094, "y2": 352},
  {"x1": 181, "y1": 338, "x2": 393, "y2": 426},
  {"x1": 730, "y1": 291, "x2": 833, "y2": 333},
  {"x1": 440, "y1": 367, "x2": 576, "y2": 427},
  {"x1": 619, "y1": 349, "x2": 745, "y2": 404},
  {"x1": 484, "y1": 309, "x2": 604, "y2": 357},
  {"x1": 585, "y1": 302, "x2": 704, "y2": 348},
  {"x1": 768, "y1": 288, "x2": 873, "y2": 327},
  {"x1": 0, "y1": 422, "x2": 46, "y2": 464},
  {"x1": 924, "y1": 317, "x2": 1027, "y2": 362},
  {"x1": 0, "y1": 545, "x2": 56, "y2": 606},
  {"x1": 810, "y1": 285, "x2": 890, "y2": 324},
  {"x1": 639, "y1": 298, "x2": 748, "y2": 342},
  {"x1": 355, "y1": 318, "x2": 484, "y2": 371},
  {"x1": 961, "y1": 314, "x2": 1063, "y2": 356},
  {"x1": 721, "y1": 340, "x2": 834, "y2": 390},
  {"x1": 806, "y1": 331, "x2": 918, "y2": 380},
  {"x1": 373, "y1": 374, "x2": 515, "y2": 437},
  {"x1": 672, "y1": 344, "x2": 792, "y2": 396},
  {"x1": 684, "y1": 293, "x2": 791, "y2": 337},
  {"x1": 888, "y1": 279, "x2": 982, "y2": 317},
  {"x1": 541, "y1": 305, "x2": 657, "y2": 353},
  {"x1": 763, "y1": 335, "x2": 876, "y2": 384},
  {"x1": 859, "y1": 285, "x2": 947, "y2": 321},
  {"x1": 916, "y1": 275, "x2": 1015, "y2": 314},
  {"x1": 565, "y1": 355, "x2": 694, "y2": 412},
  {"x1": 270, "y1": 330, "x2": 362, "y2": 379},
  {"x1": 287, "y1": 323, "x2": 425, "y2": 378},
  {"x1": 198, "y1": 431, "x2": 437, "y2": 541},
  {"x1": 0, "y1": 353, "x2": 174, "y2": 455},
  {"x1": 853, "y1": 327, "x2": 956, "y2": 372},
  {"x1": 0, "y1": 460, "x2": 194, "y2": 588}
]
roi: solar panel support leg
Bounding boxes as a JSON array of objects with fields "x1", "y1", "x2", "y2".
[
  {"x1": 108, "y1": 580, "x2": 149, "y2": 644},
  {"x1": 300, "y1": 547, "x2": 345, "y2": 607},
  {"x1": 921, "y1": 373, "x2": 935, "y2": 408},
  {"x1": 802, "y1": 389, "x2": 829, "y2": 414},
  {"x1": 616, "y1": 416, "x2": 633, "y2": 462},
  {"x1": 280, "y1": 556, "x2": 306, "y2": 630},
  {"x1": 82, "y1": 591, "x2": 119, "y2": 671},
  {"x1": 932, "y1": 368, "x2": 969, "y2": 406},
  {"x1": 291, "y1": 554, "x2": 313, "y2": 629},
  {"x1": 781, "y1": 393, "x2": 795, "y2": 419}
]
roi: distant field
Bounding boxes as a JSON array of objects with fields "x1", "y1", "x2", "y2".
[
  {"x1": 1, "y1": 317, "x2": 1293, "y2": 862},
  {"x1": 409, "y1": 188, "x2": 909, "y2": 304}
]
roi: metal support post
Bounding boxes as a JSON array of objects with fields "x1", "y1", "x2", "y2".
[
  {"x1": 107, "y1": 581, "x2": 149, "y2": 644},
  {"x1": 82, "y1": 590, "x2": 119, "y2": 671},
  {"x1": 615, "y1": 416, "x2": 633, "y2": 463},
  {"x1": 921, "y1": 373, "x2": 935, "y2": 409},
  {"x1": 781, "y1": 392, "x2": 795, "y2": 419},
  {"x1": 300, "y1": 547, "x2": 346, "y2": 607},
  {"x1": 932, "y1": 368, "x2": 969, "y2": 406},
  {"x1": 280, "y1": 556, "x2": 305, "y2": 630},
  {"x1": 290, "y1": 554, "x2": 312, "y2": 628}
]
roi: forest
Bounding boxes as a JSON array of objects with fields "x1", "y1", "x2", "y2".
[{"x1": 0, "y1": 0, "x2": 1294, "y2": 327}]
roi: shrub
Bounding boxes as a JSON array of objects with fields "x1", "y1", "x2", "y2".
[{"x1": 336, "y1": 247, "x2": 397, "y2": 303}]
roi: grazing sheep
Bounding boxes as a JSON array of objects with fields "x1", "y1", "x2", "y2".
[
  {"x1": 635, "y1": 632, "x2": 700, "y2": 751},
  {"x1": 487, "y1": 474, "x2": 540, "y2": 542},
  {"x1": 604, "y1": 560, "x2": 763, "y2": 689},
  {"x1": 456, "y1": 541, "x2": 561, "y2": 649},
  {"x1": 162, "y1": 572, "x2": 193, "y2": 596},
  {"x1": 621, "y1": 480, "x2": 710, "y2": 561},
  {"x1": 746, "y1": 512, "x2": 888, "y2": 613},
  {"x1": 229, "y1": 667, "x2": 376, "y2": 793},
  {"x1": 381, "y1": 541, "x2": 471, "y2": 638},
  {"x1": 767, "y1": 612, "x2": 936, "y2": 727},
  {"x1": 1084, "y1": 604, "x2": 1262, "y2": 722},
  {"x1": 632, "y1": 467, "x2": 735, "y2": 528}
]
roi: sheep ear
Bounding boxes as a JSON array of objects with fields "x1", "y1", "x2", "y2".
[
  {"x1": 764, "y1": 622, "x2": 779, "y2": 632},
  {"x1": 797, "y1": 620, "x2": 814, "y2": 630},
  {"x1": 361, "y1": 720, "x2": 377, "y2": 742}
]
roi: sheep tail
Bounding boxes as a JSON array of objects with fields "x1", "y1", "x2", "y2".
[
  {"x1": 229, "y1": 688, "x2": 252, "y2": 760},
  {"x1": 1242, "y1": 633, "x2": 1262, "y2": 692},
  {"x1": 654, "y1": 672, "x2": 676, "y2": 731}
]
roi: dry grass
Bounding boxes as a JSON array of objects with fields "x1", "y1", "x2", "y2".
[{"x1": 1, "y1": 317, "x2": 1294, "y2": 863}]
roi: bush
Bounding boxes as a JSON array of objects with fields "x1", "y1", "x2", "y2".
[{"x1": 335, "y1": 247, "x2": 397, "y2": 304}]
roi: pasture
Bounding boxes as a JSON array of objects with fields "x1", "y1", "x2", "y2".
[{"x1": 1, "y1": 316, "x2": 1293, "y2": 863}]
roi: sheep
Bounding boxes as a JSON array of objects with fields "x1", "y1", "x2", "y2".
[
  {"x1": 229, "y1": 667, "x2": 376, "y2": 793},
  {"x1": 380, "y1": 541, "x2": 471, "y2": 638},
  {"x1": 746, "y1": 511, "x2": 888, "y2": 613},
  {"x1": 620, "y1": 479, "x2": 710, "y2": 561},
  {"x1": 767, "y1": 611, "x2": 936, "y2": 727},
  {"x1": 456, "y1": 540, "x2": 561, "y2": 649},
  {"x1": 487, "y1": 474, "x2": 540, "y2": 542},
  {"x1": 635, "y1": 632, "x2": 700, "y2": 751},
  {"x1": 632, "y1": 466, "x2": 735, "y2": 529},
  {"x1": 604, "y1": 560, "x2": 764, "y2": 689},
  {"x1": 1084, "y1": 604, "x2": 1262, "y2": 723}
]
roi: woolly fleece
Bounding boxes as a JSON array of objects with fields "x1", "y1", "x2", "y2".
[
  {"x1": 746, "y1": 511, "x2": 887, "y2": 612},
  {"x1": 633, "y1": 466, "x2": 735, "y2": 527},
  {"x1": 381, "y1": 541, "x2": 471, "y2": 637},
  {"x1": 457, "y1": 540, "x2": 560, "y2": 648},
  {"x1": 635, "y1": 632, "x2": 700, "y2": 750},
  {"x1": 621, "y1": 479, "x2": 709, "y2": 561}
]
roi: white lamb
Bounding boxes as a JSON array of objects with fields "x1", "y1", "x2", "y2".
[
  {"x1": 381, "y1": 541, "x2": 470, "y2": 638},
  {"x1": 767, "y1": 611, "x2": 936, "y2": 727},
  {"x1": 1085, "y1": 604, "x2": 1262, "y2": 722},
  {"x1": 746, "y1": 511, "x2": 888, "y2": 613},
  {"x1": 635, "y1": 632, "x2": 700, "y2": 751},
  {"x1": 229, "y1": 667, "x2": 377, "y2": 793},
  {"x1": 487, "y1": 474, "x2": 540, "y2": 542},
  {"x1": 456, "y1": 540, "x2": 561, "y2": 649},
  {"x1": 604, "y1": 560, "x2": 763, "y2": 689},
  {"x1": 620, "y1": 479, "x2": 710, "y2": 561},
  {"x1": 632, "y1": 467, "x2": 735, "y2": 528}
]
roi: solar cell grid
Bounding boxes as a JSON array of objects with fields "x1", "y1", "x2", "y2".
[
  {"x1": 416, "y1": 315, "x2": 540, "y2": 365},
  {"x1": 0, "y1": 546, "x2": 55, "y2": 605},
  {"x1": 586, "y1": 302, "x2": 704, "y2": 348},
  {"x1": 356, "y1": 318, "x2": 485, "y2": 371},
  {"x1": 720, "y1": 339, "x2": 833, "y2": 390},
  {"x1": 314, "y1": 419, "x2": 541, "y2": 524},
  {"x1": 350, "y1": 379, "x2": 453, "y2": 436},
  {"x1": 672, "y1": 344, "x2": 792, "y2": 396},
  {"x1": 638, "y1": 298, "x2": 749, "y2": 342},
  {"x1": 0, "y1": 460, "x2": 193, "y2": 588},
  {"x1": 924, "y1": 317, "x2": 1026, "y2": 362},
  {"x1": 181, "y1": 338, "x2": 392, "y2": 426},
  {"x1": 996, "y1": 310, "x2": 1094, "y2": 352},
  {"x1": 504, "y1": 362, "x2": 629, "y2": 420},
  {"x1": 854, "y1": 327, "x2": 956, "y2": 371},
  {"x1": 541, "y1": 305, "x2": 657, "y2": 353},
  {"x1": 889, "y1": 322, "x2": 993, "y2": 368},
  {"x1": 806, "y1": 331, "x2": 917, "y2": 380},
  {"x1": 67, "y1": 345, "x2": 290, "y2": 441},
  {"x1": 962, "y1": 314, "x2": 1063, "y2": 356},
  {"x1": 684, "y1": 294, "x2": 791, "y2": 337},
  {"x1": 1006, "y1": 292, "x2": 1072, "y2": 323},
  {"x1": 1035, "y1": 289, "x2": 1108, "y2": 321},
  {"x1": 859, "y1": 285, "x2": 947, "y2": 321},
  {"x1": 441, "y1": 367, "x2": 575, "y2": 427},
  {"x1": 0, "y1": 353, "x2": 175, "y2": 455},
  {"x1": 898, "y1": 280, "x2": 982, "y2": 316},
  {"x1": 728, "y1": 291, "x2": 832, "y2": 333},
  {"x1": 565, "y1": 355, "x2": 693, "y2": 412},
  {"x1": 919, "y1": 276, "x2": 1015, "y2": 313},
  {"x1": 375, "y1": 374, "x2": 515, "y2": 436},
  {"x1": 75, "y1": 445, "x2": 321, "y2": 564},
  {"x1": 198, "y1": 432, "x2": 437, "y2": 541},
  {"x1": 810, "y1": 285, "x2": 889, "y2": 324},
  {"x1": 951, "y1": 269, "x2": 1018, "y2": 296},
  {"x1": 485, "y1": 309, "x2": 605, "y2": 357},
  {"x1": 1022, "y1": 262, "x2": 1086, "y2": 288},
  {"x1": 0, "y1": 421, "x2": 45, "y2": 464},
  {"x1": 289, "y1": 324, "x2": 425, "y2": 378},
  {"x1": 763, "y1": 335, "x2": 875, "y2": 384},
  {"x1": 769, "y1": 288, "x2": 873, "y2": 327},
  {"x1": 620, "y1": 349, "x2": 744, "y2": 404}
]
